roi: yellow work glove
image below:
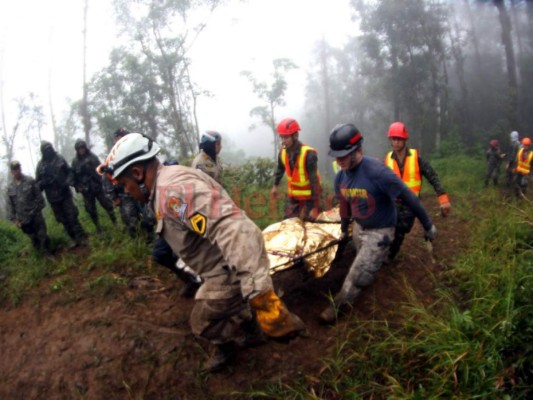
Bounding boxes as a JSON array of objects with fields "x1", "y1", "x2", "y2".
[{"x1": 249, "y1": 289, "x2": 305, "y2": 338}]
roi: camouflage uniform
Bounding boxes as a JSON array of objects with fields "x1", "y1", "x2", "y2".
[
  {"x1": 72, "y1": 141, "x2": 116, "y2": 229},
  {"x1": 152, "y1": 164, "x2": 272, "y2": 344},
  {"x1": 35, "y1": 142, "x2": 87, "y2": 246},
  {"x1": 191, "y1": 151, "x2": 223, "y2": 184},
  {"x1": 485, "y1": 147, "x2": 505, "y2": 187},
  {"x1": 151, "y1": 159, "x2": 201, "y2": 296},
  {"x1": 7, "y1": 173, "x2": 51, "y2": 251},
  {"x1": 103, "y1": 176, "x2": 153, "y2": 239},
  {"x1": 386, "y1": 148, "x2": 445, "y2": 261}
]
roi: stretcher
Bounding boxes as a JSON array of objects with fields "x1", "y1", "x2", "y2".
[{"x1": 263, "y1": 208, "x2": 342, "y2": 278}]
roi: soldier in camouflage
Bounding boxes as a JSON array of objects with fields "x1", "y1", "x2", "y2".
[
  {"x1": 191, "y1": 131, "x2": 223, "y2": 183},
  {"x1": 35, "y1": 141, "x2": 88, "y2": 247},
  {"x1": 484, "y1": 140, "x2": 506, "y2": 187},
  {"x1": 104, "y1": 128, "x2": 155, "y2": 240},
  {"x1": 72, "y1": 139, "x2": 116, "y2": 230},
  {"x1": 7, "y1": 161, "x2": 51, "y2": 252}
]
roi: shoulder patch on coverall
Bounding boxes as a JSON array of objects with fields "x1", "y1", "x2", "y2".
[
  {"x1": 167, "y1": 196, "x2": 187, "y2": 222},
  {"x1": 189, "y1": 212, "x2": 207, "y2": 235}
]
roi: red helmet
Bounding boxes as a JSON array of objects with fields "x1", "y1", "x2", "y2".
[
  {"x1": 277, "y1": 118, "x2": 301, "y2": 136},
  {"x1": 490, "y1": 139, "x2": 499, "y2": 148},
  {"x1": 523, "y1": 137, "x2": 532, "y2": 146},
  {"x1": 387, "y1": 122, "x2": 409, "y2": 140}
]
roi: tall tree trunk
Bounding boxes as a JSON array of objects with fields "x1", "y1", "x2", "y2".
[
  {"x1": 48, "y1": 68, "x2": 59, "y2": 149},
  {"x1": 80, "y1": 0, "x2": 92, "y2": 146},
  {"x1": 319, "y1": 37, "x2": 332, "y2": 136},
  {"x1": 465, "y1": 0, "x2": 482, "y2": 72},
  {"x1": 494, "y1": 0, "x2": 518, "y2": 128},
  {"x1": 449, "y1": 12, "x2": 471, "y2": 136}
]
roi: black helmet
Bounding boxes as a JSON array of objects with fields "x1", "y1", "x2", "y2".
[
  {"x1": 74, "y1": 139, "x2": 87, "y2": 151},
  {"x1": 10, "y1": 160, "x2": 21, "y2": 170},
  {"x1": 200, "y1": 131, "x2": 222, "y2": 144},
  {"x1": 328, "y1": 124, "x2": 363, "y2": 157},
  {"x1": 40, "y1": 141, "x2": 56, "y2": 159},
  {"x1": 40, "y1": 140, "x2": 53, "y2": 152},
  {"x1": 114, "y1": 127, "x2": 130, "y2": 138}
]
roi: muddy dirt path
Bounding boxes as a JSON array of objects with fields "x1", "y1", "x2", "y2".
[{"x1": 0, "y1": 202, "x2": 468, "y2": 399}]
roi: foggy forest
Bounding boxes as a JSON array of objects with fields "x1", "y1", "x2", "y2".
[
  {"x1": 0, "y1": 0, "x2": 532, "y2": 213},
  {"x1": 1, "y1": 2, "x2": 533, "y2": 398}
]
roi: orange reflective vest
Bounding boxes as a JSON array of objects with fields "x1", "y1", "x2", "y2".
[
  {"x1": 281, "y1": 145, "x2": 321, "y2": 200},
  {"x1": 515, "y1": 148, "x2": 532, "y2": 175},
  {"x1": 385, "y1": 149, "x2": 422, "y2": 196}
]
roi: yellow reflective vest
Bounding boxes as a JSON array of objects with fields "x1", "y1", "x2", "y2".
[
  {"x1": 332, "y1": 160, "x2": 340, "y2": 175},
  {"x1": 281, "y1": 145, "x2": 321, "y2": 200},
  {"x1": 515, "y1": 148, "x2": 533, "y2": 175},
  {"x1": 385, "y1": 149, "x2": 422, "y2": 196}
]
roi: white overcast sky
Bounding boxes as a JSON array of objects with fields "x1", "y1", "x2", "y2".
[{"x1": 0, "y1": 0, "x2": 354, "y2": 165}]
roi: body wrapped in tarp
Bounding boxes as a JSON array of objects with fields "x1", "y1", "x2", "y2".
[{"x1": 263, "y1": 208, "x2": 342, "y2": 277}]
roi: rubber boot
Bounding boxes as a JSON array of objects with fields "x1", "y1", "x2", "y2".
[
  {"x1": 319, "y1": 290, "x2": 361, "y2": 325},
  {"x1": 201, "y1": 342, "x2": 236, "y2": 373},
  {"x1": 90, "y1": 215, "x2": 102, "y2": 232},
  {"x1": 319, "y1": 302, "x2": 352, "y2": 325},
  {"x1": 236, "y1": 317, "x2": 267, "y2": 349}
]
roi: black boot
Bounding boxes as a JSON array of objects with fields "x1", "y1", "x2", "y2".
[
  {"x1": 237, "y1": 317, "x2": 267, "y2": 348},
  {"x1": 201, "y1": 342, "x2": 236, "y2": 373},
  {"x1": 109, "y1": 211, "x2": 117, "y2": 225}
]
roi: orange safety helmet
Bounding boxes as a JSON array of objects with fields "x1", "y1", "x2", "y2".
[
  {"x1": 277, "y1": 118, "x2": 301, "y2": 136},
  {"x1": 388, "y1": 122, "x2": 409, "y2": 140},
  {"x1": 522, "y1": 137, "x2": 532, "y2": 146}
]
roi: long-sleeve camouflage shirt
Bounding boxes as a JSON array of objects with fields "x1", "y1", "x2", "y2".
[
  {"x1": 72, "y1": 151, "x2": 105, "y2": 194},
  {"x1": 35, "y1": 153, "x2": 74, "y2": 203},
  {"x1": 7, "y1": 174, "x2": 46, "y2": 225}
]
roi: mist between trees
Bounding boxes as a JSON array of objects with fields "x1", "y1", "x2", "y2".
[{"x1": 0, "y1": 0, "x2": 531, "y2": 217}]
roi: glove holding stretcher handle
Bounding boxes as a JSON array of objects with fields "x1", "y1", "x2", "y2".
[
  {"x1": 425, "y1": 224, "x2": 437, "y2": 242},
  {"x1": 249, "y1": 289, "x2": 306, "y2": 338}
]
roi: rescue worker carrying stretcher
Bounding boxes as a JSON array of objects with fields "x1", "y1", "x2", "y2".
[
  {"x1": 384, "y1": 122, "x2": 450, "y2": 262},
  {"x1": 320, "y1": 124, "x2": 437, "y2": 324},
  {"x1": 98, "y1": 133, "x2": 305, "y2": 373},
  {"x1": 271, "y1": 118, "x2": 321, "y2": 220}
]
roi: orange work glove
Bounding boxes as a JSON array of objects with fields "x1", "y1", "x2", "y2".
[{"x1": 438, "y1": 193, "x2": 451, "y2": 217}]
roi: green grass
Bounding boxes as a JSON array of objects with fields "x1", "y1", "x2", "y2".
[
  {"x1": 243, "y1": 154, "x2": 533, "y2": 399},
  {"x1": 0, "y1": 197, "x2": 151, "y2": 305}
]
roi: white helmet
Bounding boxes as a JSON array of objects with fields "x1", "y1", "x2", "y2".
[
  {"x1": 510, "y1": 131, "x2": 519, "y2": 142},
  {"x1": 99, "y1": 133, "x2": 160, "y2": 179}
]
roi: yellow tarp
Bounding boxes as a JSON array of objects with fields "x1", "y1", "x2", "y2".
[{"x1": 263, "y1": 208, "x2": 342, "y2": 278}]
